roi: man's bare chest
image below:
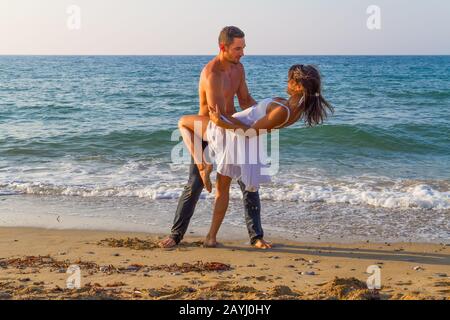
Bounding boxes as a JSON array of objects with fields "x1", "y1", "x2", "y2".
[{"x1": 221, "y1": 71, "x2": 241, "y2": 98}]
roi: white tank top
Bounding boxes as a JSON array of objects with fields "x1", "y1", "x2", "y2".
[{"x1": 230, "y1": 98, "x2": 295, "y2": 129}]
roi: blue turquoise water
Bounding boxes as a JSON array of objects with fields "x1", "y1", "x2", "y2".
[{"x1": 0, "y1": 56, "x2": 449, "y2": 242}]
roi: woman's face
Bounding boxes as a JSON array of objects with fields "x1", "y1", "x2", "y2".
[{"x1": 286, "y1": 78, "x2": 302, "y2": 96}]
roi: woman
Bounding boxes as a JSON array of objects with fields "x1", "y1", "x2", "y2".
[{"x1": 178, "y1": 64, "x2": 333, "y2": 246}]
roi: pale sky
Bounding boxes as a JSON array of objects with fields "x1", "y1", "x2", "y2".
[{"x1": 1, "y1": 0, "x2": 449, "y2": 55}]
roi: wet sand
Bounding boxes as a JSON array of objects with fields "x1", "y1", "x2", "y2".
[{"x1": 0, "y1": 227, "x2": 448, "y2": 300}]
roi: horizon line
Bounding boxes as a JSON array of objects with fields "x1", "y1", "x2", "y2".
[{"x1": 1, "y1": 54, "x2": 449, "y2": 57}]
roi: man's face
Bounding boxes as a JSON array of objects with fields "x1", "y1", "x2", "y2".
[{"x1": 222, "y1": 37, "x2": 246, "y2": 64}]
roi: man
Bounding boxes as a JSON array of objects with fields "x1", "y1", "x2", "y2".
[{"x1": 158, "y1": 26, "x2": 272, "y2": 249}]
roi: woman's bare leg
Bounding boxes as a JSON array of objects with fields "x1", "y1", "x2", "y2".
[
  {"x1": 178, "y1": 115, "x2": 213, "y2": 192},
  {"x1": 204, "y1": 173, "x2": 232, "y2": 247}
]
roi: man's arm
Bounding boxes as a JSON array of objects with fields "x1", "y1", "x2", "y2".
[
  {"x1": 237, "y1": 65, "x2": 257, "y2": 110},
  {"x1": 205, "y1": 71, "x2": 227, "y2": 114}
]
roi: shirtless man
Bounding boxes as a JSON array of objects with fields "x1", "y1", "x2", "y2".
[{"x1": 158, "y1": 26, "x2": 272, "y2": 249}]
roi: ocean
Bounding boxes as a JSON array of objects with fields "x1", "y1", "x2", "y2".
[{"x1": 0, "y1": 55, "x2": 449, "y2": 243}]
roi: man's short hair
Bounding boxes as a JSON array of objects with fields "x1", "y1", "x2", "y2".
[{"x1": 218, "y1": 26, "x2": 245, "y2": 46}]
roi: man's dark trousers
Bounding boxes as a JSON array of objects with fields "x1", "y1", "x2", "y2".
[{"x1": 169, "y1": 141, "x2": 264, "y2": 244}]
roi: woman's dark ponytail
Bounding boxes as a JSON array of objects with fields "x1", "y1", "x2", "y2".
[{"x1": 289, "y1": 64, "x2": 334, "y2": 127}]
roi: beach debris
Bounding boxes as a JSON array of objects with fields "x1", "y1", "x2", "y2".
[
  {"x1": 314, "y1": 277, "x2": 380, "y2": 300},
  {"x1": 100, "y1": 261, "x2": 232, "y2": 274},
  {"x1": 147, "y1": 288, "x2": 162, "y2": 297},
  {"x1": 0, "y1": 255, "x2": 96, "y2": 272},
  {"x1": 232, "y1": 286, "x2": 257, "y2": 293},
  {"x1": 124, "y1": 264, "x2": 145, "y2": 272},
  {"x1": 301, "y1": 271, "x2": 316, "y2": 276},
  {"x1": 99, "y1": 265, "x2": 119, "y2": 274},
  {"x1": 269, "y1": 285, "x2": 299, "y2": 298},
  {"x1": 395, "y1": 281, "x2": 413, "y2": 286},
  {"x1": 433, "y1": 281, "x2": 450, "y2": 287},
  {"x1": 434, "y1": 273, "x2": 448, "y2": 278},
  {"x1": 0, "y1": 293, "x2": 12, "y2": 299},
  {"x1": 150, "y1": 261, "x2": 232, "y2": 273},
  {"x1": 19, "y1": 286, "x2": 45, "y2": 295},
  {"x1": 148, "y1": 286, "x2": 197, "y2": 300},
  {"x1": 413, "y1": 266, "x2": 424, "y2": 271},
  {"x1": 98, "y1": 237, "x2": 160, "y2": 250}
]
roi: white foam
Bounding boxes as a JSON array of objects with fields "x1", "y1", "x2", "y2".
[
  {"x1": 1, "y1": 179, "x2": 449, "y2": 210},
  {"x1": 1, "y1": 160, "x2": 449, "y2": 210}
]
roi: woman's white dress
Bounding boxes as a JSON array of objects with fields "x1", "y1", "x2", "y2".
[{"x1": 206, "y1": 98, "x2": 292, "y2": 192}]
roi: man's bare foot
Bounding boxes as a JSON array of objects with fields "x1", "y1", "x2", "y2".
[
  {"x1": 203, "y1": 235, "x2": 218, "y2": 248},
  {"x1": 253, "y1": 239, "x2": 272, "y2": 249},
  {"x1": 158, "y1": 237, "x2": 177, "y2": 248},
  {"x1": 198, "y1": 164, "x2": 213, "y2": 193}
]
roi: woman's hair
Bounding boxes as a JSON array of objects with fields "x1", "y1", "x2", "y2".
[{"x1": 288, "y1": 64, "x2": 334, "y2": 126}]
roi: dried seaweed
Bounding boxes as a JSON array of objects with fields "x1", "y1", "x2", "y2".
[
  {"x1": 149, "y1": 261, "x2": 232, "y2": 273},
  {"x1": 97, "y1": 238, "x2": 159, "y2": 250}
]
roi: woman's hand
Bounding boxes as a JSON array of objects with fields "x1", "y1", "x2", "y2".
[{"x1": 208, "y1": 104, "x2": 221, "y2": 125}]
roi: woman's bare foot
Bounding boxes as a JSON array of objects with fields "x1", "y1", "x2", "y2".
[
  {"x1": 158, "y1": 237, "x2": 177, "y2": 248},
  {"x1": 203, "y1": 234, "x2": 218, "y2": 248},
  {"x1": 198, "y1": 164, "x2": 213, "y2": 193},
  {"x1": 253, "y1": 239, "x2": 272, "y2": 249}
]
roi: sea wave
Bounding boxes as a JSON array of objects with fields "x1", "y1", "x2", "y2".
[{"x1": 2, "y1": 177, "x2": 449, "y2": 210}]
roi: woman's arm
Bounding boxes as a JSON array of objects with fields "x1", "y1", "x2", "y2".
[
  {"x1": 208, "y1": 107, "x2": 250, "y2": 130},
  {"x1": 208, "y1": 104, "x2": 289, "y2": 136},
  {"x1": 221, "y1": 113, "x2": 251, "y2": 127}
]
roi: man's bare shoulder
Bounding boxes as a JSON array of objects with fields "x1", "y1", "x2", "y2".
[
  {"x1": 201, "y1": 59, "x2": 222, "y2": 81},
  {"x1": 199, "y1": 62, "x2": 223, "y2": 95}
]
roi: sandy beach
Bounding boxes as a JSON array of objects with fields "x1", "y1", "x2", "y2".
[{"x1": 0, "y1": 227, "x2": 448, "y2": 300}]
